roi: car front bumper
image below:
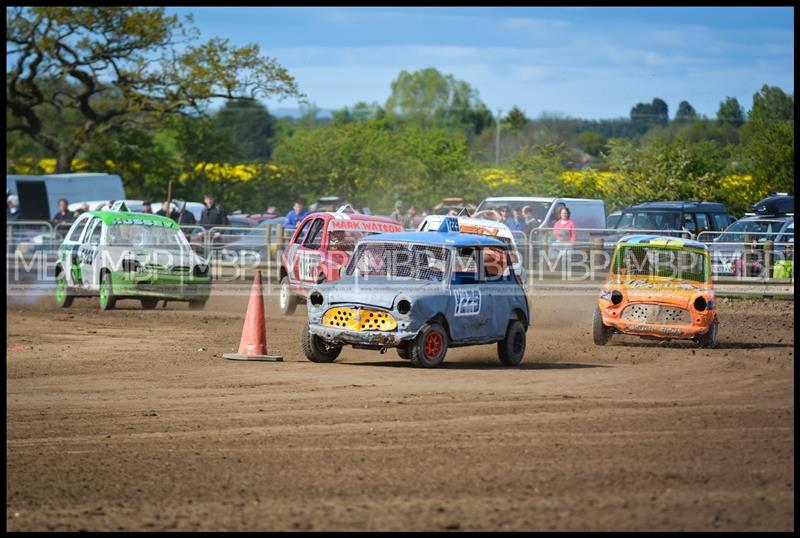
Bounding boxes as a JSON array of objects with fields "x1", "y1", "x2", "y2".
[
  {"x1": 111, "y1": 271, "x2": 212, "y2": 301},
  {"x1": 308, "y1": 323, "x2": 419, "y2": 347}
]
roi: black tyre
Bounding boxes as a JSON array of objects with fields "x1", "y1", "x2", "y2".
[
  {"x1": 592, "y1": 307, "x2": 612, "y2": 345},
  {"x1": 279, "y1": 275, "x2": 297, "y2": 315},
  {"x1": 409, "y1": 322, "x2": 448, "y2": 368},
  {"x1": 301, "y1": 323, "x2": 342, "y2": 363},
  {"x1": 189, "y1": 300, "x2": 207, "y2": 311},
  {"x1": 696, "y1": 317, "x2": 719, "y2": 349},
  {"x1": 141, "y1": 297, "x2": 159, "y2": 310},
  {"x1": 497, "y1": 320, "x2": 526, "y2": 366},
  {"x1": 397, "y1": 344, "x2": 411, "y2": 360},
  {"x1": 55, "y1": 268, "x2": 74, "y2": 308},
  {"x1": 99, "y1": 271, "x2": 117, "y2": 311}
]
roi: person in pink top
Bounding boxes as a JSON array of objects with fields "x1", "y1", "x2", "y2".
[{"x1": 552, "y1": 205, "x2": 577, "y2": 242}]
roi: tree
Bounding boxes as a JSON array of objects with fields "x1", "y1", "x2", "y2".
[
  {"x1": 737, "y1": 85, "x2": 794, "y2": 195},
  {"x1": 630, "y1": 98, "x2": 668, "y2": 128},
  {"x1": 748, "y1": 84, "x2": 794, "y2": 122},
  {"x1": 6, "y1": 7, "x2": 302, "y2": 172},
  {"x1": 577, "y1": 131, "x2": 607, "y2": 157},
  {"x1": 601, "y1": 137, "x2": 729, "y2": 211},
  {"x1": 213, "y1": 99, "x2": 276, "y2": 161},
  {"x1": 716, "y1": 96, "x2": 744, "y2": 127},
  {"x1": 675, "y1": 101, "x2": 697, "y2": 122},
  {"x1": 503, "y1": 106, "x2": 528, "y2": 132},
  {"x1": 385, "y1": 67, "x2": 490, "y2": 134},
  {"x1": 272, "y1": 120, "x2": 475, "y2": 212}
]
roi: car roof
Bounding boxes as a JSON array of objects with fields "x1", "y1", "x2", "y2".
[
  {"x1": 627, "y1": 201, "x2": 728, "y2": 211},
  {"x1": 361, "y1": 231, "x2": 506, "y2": 248},
  {"x1": 730, "y1": 214, "x2": 793, "y2": 223},
  {"x1": 482, "y1": 196, "x2": 603, "y2": 203},
  {"x1": 421, "y1": 215, "x2": 513, "y2": 236},
  {"x1": 306, "y1": 211, "x2": 400, "y2": 225},
  {"x1": 87, "y1": 210, "x2": 179, "y2": 228},
  {"x1": 617, "y1": 234, "x2": 709, "y2": 251}
]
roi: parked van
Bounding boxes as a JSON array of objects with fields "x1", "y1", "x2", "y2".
[
  {"x1": 474, "y1": 196, "x2": 606, "y2": 241},
  {"x1": 6, "y1": 173, "x2": 125, "y2": 221}
]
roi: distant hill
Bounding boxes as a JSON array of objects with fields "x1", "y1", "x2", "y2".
[{"x1": 270, "y1": 108, "x2": 334, "y2": 119}]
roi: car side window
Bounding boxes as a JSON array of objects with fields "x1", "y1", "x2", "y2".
[
  {"x1": 86, "y1": 219, "x2": 103, "y2": 246},
  {"x1": 712, "y1": 213, "x2": 730, "y2": 231},
  {"x1": 452, "y1": 247, "x2": 480, "y2": 285},
  {"x1": 66, "y1": 214, "x2": 91, "y2": 242},
  {"x1": 695, "y1": 213, "x2": 710, "y2": 234},
  {"x1": 303, "y1": 218, "x2": 325, "y2": 250},
  {"x1": 292, "y1": 218, "x2": 313, "y2": 245},
  {"x1": 617, "y1": 212, "x2": 634, "y2": 229},
  {"x1": 682, "y1": 213, "x2": 697, "y2": 233},
  {"x1": 482, "y1": 247, "x2": 512, "y2": 282}
]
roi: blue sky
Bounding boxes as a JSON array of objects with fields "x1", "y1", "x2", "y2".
[{"x1": 166, "y1": 7, "x2": 794, "y2": 120}]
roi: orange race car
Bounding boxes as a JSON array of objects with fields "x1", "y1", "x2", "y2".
[{"x1": 593, "y1": 235, "x2": 719, "y2": 348}]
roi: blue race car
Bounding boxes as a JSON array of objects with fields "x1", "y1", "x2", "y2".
[{"x1": 302, "y1": 217, "x2": 530, "y2": 368}]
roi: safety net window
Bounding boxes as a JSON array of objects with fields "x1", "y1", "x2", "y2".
[
  {"x1": 346, "y1": 242, "x2": 451, "y2": 281},
  {"x1": 610, "y1": 245, "x2": 708, "y2": 283}
]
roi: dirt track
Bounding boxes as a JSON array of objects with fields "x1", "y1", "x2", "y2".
[{"x1": 6, "y1": 289, "x2": 795, "y2": 531}]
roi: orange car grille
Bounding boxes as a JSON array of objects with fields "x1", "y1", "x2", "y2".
[
  {"x1": 621, "y1": 304, "x2": 690, "y2": 325},
  {"x1": 322, "y1": 307, "x2": 397, "y2": 332}
]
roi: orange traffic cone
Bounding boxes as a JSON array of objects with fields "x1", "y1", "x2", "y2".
[{"x1": 223, "y1": 270, "x2": 283, "y2": 362}]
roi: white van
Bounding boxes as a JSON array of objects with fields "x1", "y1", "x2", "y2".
[
  {"x1": 7, "y1": 173, "x2": 126, "y2": 221},
  {"x1": 474, "y1": 196, "x2": 606, "y2": 241}
]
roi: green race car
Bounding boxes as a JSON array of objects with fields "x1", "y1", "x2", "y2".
[{"x1": 54, "y1": 203, "x2": 211, "y2": 310}]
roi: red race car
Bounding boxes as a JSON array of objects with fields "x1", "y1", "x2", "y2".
[{"x1": 278, "y1": 209, "x2": 403, "y2": 314}]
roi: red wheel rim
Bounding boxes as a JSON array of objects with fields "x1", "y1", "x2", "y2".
[{"x1": 424, "y1": 331, "x2": 442, "y2": 359}]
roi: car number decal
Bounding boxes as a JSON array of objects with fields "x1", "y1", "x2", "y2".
[
  {"x1": 454, "y1": 287, "x2": 481, "y2": 316},
  {"x1": 298, "y1": 252, "x2": 319, "y2": 281}
]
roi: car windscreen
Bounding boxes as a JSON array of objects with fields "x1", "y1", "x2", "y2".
[
  {"x1": 107, "y1": 223, "x2": 189, "y2": 248},
  {"x1": 616, "y1": 211, "x2": 681, "y2": 231},
  {"x1": 476, "y1": 201, "x2": 551, "y2": 224},
  {"x1": 346, "y1": 242, "x2": 451, "y2": 281},
  {"x1": 719, "y1": 220, "x2": 785, "y2": 242},
  {"x1": 610, "y1": 245, "x2": 709, "y2": 283}
]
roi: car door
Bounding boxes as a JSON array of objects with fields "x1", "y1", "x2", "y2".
[
  {"x1": 295, "y1": 217, "x2": 326, "y2": 286},
  {"x1": 448, "y1": 247, "x2": 487, "y2": 343},
  {"x1": 78, "y1": 217, "x2": 104, "y2": 290},
  {"x1": 284, "y1": 217, "x2": 314, "y2": 285},
  {"x1": 59, "y1": 213, "x2": 92, "y2": 287},
  {"x1": 480, "y1": 246, "x2": 520, "y2": 339}
]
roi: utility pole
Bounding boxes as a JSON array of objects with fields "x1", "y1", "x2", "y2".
[{"x1": 495, "y1": 108, "x2": 502, "y2": 166}]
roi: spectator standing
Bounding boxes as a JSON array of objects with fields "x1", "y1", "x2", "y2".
[
  {"x1": 74, "y1": 203, "x2": 90, "y2": 217},
  {"x1": 408, "y1": 205, "x2": 423, "y2": 228},
  {"x1": 521, "y1": 205, "x2": 538, "y2": 237},
  {"x1": 551, "y1": 205, "x2": 577, "y2": 243},
  {"x1": 52, "y1": 198, "x2": 74, "y2": 223},
  {"x1": 200, "y1": 193, "x2": 229, "y2": 228},
  {"x1": 7, "y1": 194, "x2": 24, "y2": 220},
  {"x1": 390, "y1": 201, "x2": 413, "y2": 228},
  {"x1": 506, "y1": 207, "x2": 526, "y2": 233},
  {"x1": 284, "y1": 200, "x2": 308, "y2": 229},
  {"x1": 141, "y1": 201, "x2": 153, "y2": 214}
]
